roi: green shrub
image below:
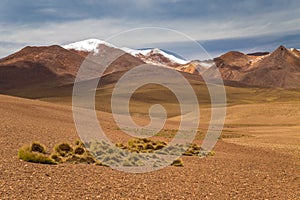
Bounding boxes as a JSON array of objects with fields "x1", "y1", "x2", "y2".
[
  {"x1": 153, "y1": 144, "x2": 165, "y2": 150},
  {"x1": 207, "y1": 151, "x2": 215, "y2": 156},
  {"x1": 74, "y1": 146, "x2": 85, "y2": 155},
  {"x1": 80, "y1": 153, "x2": 96, "y2": 164},
  {"x1": 171, "y1": 158, "x2": 184, "y2": 167},
  {"x1": 199, "y1": 150, "x2": 215, "y2": 157},
  {"x1": 30, "y1": 142, "x2": 46, "y2": 154},
  {"x1": 19, "y1": 139, "x2": 211, "y2": 168},
  {"x1": 54, "y1": 143, "x2": 73, "y2": 157},
  {"x1": 65, "y1": 155, "x2": 82, "y2": 164},
  {"x1": 18, "y1": 144, "x2": 56, "y2": 165},
  {"x1": 75, "y1": 140, "x2": 81, "y2": 146},
  {"x1": 51, "y1": 154, "x2": 62, "y2": 163},
  {"x1": 144, "y1": 143, "x2": 154, "y2": 150},
  {"x1": 18, "y1": 141, "x2": 103, "y2": 166}
]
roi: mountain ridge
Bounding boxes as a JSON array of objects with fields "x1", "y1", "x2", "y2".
[
  {"x1": 1, "y1": 39, "x2": 300, "y2": 91},
  {"x1": 207, "y1": 45, "x2": 300, "y2": 88}
]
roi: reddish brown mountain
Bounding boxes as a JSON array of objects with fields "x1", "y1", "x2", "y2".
[
  {"x1": 205, "y1": 46, "x2": 300, "y2": 88},
  {"x1": 0, "y1": 44, "x2": 144, "y2": 97},
  {"x1": 69, "y1": 48, "x2": 144, "y2": 75},
  {"x1": 133, "y1": 49, "x2": 182, "y2": 67},
  {"x1": 175, "y1": 60, "x2": 208, "y2": 75},
  {"x1": 0, "y1": 45, "x2": 82, "y2": 92},
  {"x1": 1, "y1": 42, "x2": 300, "y2": 99},
  {"x1": 290, "y1": 48, "x2": 300, "y2": 58}
]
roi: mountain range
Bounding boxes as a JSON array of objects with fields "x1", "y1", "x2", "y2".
[
  {"x1": 1, "y1": 39, "x2": 300, "y2": 98},
  {"x1": 206, "y1": 46, "x2": 300, "y2": 88}
]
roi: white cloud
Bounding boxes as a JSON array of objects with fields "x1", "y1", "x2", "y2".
[{"x1": 0, "y1": 6, "x2": 300, "y2": 58}]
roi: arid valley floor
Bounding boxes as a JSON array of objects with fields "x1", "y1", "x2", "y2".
[{"x1": 0, "y1": 89, "x2": 299, "y2": 199}]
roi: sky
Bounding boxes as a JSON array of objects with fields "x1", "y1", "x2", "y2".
[{"x1": 1, "y1": 0, "x2": 300, "y2": 59}]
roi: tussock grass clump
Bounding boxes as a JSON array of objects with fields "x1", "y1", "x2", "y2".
[
  {"x1": 18, "y1": 142, "x2": 56, "y2": 165},
  {"x1": 75, "y1": 140, "x2": 82, "y2": 146},
  {"x1": 207, "y1": 151, "x2": 215, "y2": 156},
  {"x1": 199, "y1": 150, "x2": 216, "y2": 157},
  {"x1": 183, "y1": 143, "x2": 201, "y2": 156},
  {"x1": 171, "y1": 158, "x2": 184, "y2": 167},
  {"x1": 53, "y1": 141, "x2": 98, "y2": 164},
  {"x1": 51, "y1": 154, "x2": 62, "y2": 163},
  {"x1": 64, "y1": 154, "x2": 96, "y2": 164},
  {"x1": 74, "y1": 146, "x2": 85, "y2": 155},
  {"x1": 31, "y1": 142, "x2": 46, "y2": 154},
  {"x1": 123, "y1": 138, "x2": 168, "y2": 153},
  {"x1": 19, "y1": 140, "x2": 101, "y2": 166},
  {"x1": 124, "y1": 138, "x2": 207, "y2": 157},
  {"x1": 19, "y1": 138, "x2": 214, "y2": 168},
  {"x1": 54, "y1": 143, "x2": 73, "y2": 157}
]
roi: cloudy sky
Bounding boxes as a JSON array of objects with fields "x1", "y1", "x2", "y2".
[{"x1": 1, "y1": 0, "x2": 300, "y2": 58}]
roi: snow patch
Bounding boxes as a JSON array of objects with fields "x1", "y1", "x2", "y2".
[
  {"x1": 199, "y1": 61, "x2": 214, "y2": 68},
  {"x1": 122, "y1": 47, "x2": 189, "y2": 65},
  {"x1": 63, "y1": 39, "x2": 190, "y2": 65},
  {"x1": 290, "y1": 48, "x2": 300, "y2": 57},
  {"x1": 62, "y1": 39, "x2": 115, "y2": 53}
]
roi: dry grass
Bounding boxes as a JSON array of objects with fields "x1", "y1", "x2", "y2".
[
  {"x1": 19, "y1": 141, "x2": 99, "y2": 165},
  {"x1": 171, "y1": 158, "x2": 184, "y2": 167},
  {"x1": 18, "y1": 142, "x2": 56, "y2": 164}
]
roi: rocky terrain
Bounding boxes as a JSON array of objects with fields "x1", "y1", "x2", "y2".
[
  {"x1": 206, "y1": 46, "x2": 300, "y2": 88},
  {"x1": 0, "y1": 94, "x2": 299, "y2": 199}
]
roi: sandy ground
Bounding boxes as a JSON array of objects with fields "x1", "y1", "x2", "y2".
[{"x1": 0, "y1": 94, "x2": 299, "y2": 199}]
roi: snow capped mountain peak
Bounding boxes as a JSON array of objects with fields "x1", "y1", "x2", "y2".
[
  {"x1": 122, "y1": 47, "x2": 189, "y2": 65},
  {"x1": 62, "y1": 39, "x2": 115, "y2": 53},
  {"x1": 290, "y1": 48, "x2": 300, "y2": 57},
  {"x1": 63, "y1": 38, "x2": 190, "y2": 67},
  {"x1": 151, "y1": 48, "x2": 161, "y2": 54}
]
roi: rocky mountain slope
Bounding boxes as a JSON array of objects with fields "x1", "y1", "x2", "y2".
[
  {"x1": 0, "y1": 42, "x2": 144, "y2": 95},
  {"x1": 64, "y1": 39, "x2": 207, "y2": 75},
  {"x1": 1, "y1": 39, "x2": 300, "y2": 94},
  {"x1": 204, "y1": 46, "x2": 300, "y2": 88}
]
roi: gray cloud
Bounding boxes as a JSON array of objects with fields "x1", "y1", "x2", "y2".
[{"x1": 0, "y1": 0, "x2": 300, "y2": 58}]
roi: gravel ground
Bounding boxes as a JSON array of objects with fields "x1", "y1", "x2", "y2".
[{"x1": 0, "y1": 95, "x2": 299, "y2": 199}]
